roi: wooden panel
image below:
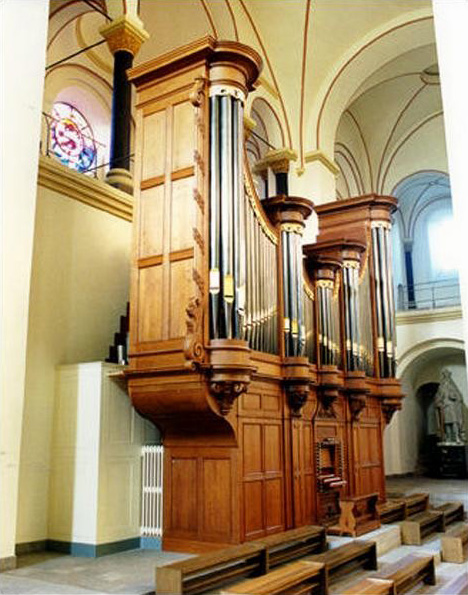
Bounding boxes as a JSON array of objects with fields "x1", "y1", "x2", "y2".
[
  {"x1": 264, "y1": 424, "x2": 282, "y2": 472},
  {"x1": 202, "y1": 458, "x2": 232, "y2": 539},
  {"x1": 171, "y1": 176, "x2": 194, "y2": 252},
  {"x1": 243, "y1": 424, "x2": 262, "y2": 475},
  {"x1": 139, "y1": 185, "x2": 164, "y2": 257},
  {"x1": 142, "y1": 109, "x2": 166, "y2": 179},
  {"x1": 265, "y1": 478, "x2": 283, "y2": 532},
  {"x1": 169, "y1": 258, "x2": 193, "y2": 338},
  {"x1": 138, "y1": 266, "x2": 163, "y2": 342},
  {"x1": 242, "y1": 392, "x2": 262, "y2": 411},
  {"x1": 171, "y1": 457, "x2": 198, "y2": 533},
  {"x1": 244, "y1": 481, "x2": 264, "y2": 538},
  {"x1": 172, "y1": 101, "x2": 194, "y2": 170}
]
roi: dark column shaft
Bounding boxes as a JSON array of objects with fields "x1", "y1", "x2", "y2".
[
  {"x1": 275, "y1": 172, "x2": 288, "y2": 196},
  {"x1": 110, "y1": 50, "x2": 133, "y2": 171},
  {"x1": 404, "y1": 247, "x2": 415, "y2": 308}
]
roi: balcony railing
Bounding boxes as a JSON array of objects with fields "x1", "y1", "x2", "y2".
[{"x1": 396, "y1": 278, "x2": 460, "y2": 311}]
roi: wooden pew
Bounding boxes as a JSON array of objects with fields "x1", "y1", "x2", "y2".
[
  {"x1": 375, "y1": 554, "x2": 436, "y2": 594},
  {"x1": 400, "y1": 510, "x2": 445, "y2": 545},
  {"x1": 329, "y1": 493, "x2": 380, "y2": 537},
  {"x1": 378, "y1": 500, "x2": 406, "y2": 524},
  {"x1": 436, "y1": 572, "x2": 468, "y2": 595},
  {"x1": 387, "y1": 493, "x2": 429, "y2": 518},
  {"x1": 306, "y1": 540, "x2": 377, "y2": 581},
  {"x1": 433, "y1": 501, "x2": 464, "y2": 527},
  {"x1": 252, "y1": 525, "x2": 327, "y2": 568},
  {"x1": 220, "y1": 560, "x2": 327, "y2": 595},
  {"x1": 441, "y1": 523, "x2": 468, "y2": 563},
  {"x1": 341, "y1": 578, "x2": 396, "y2": 595},
  {"x1": 156, "y1": 543, "x2": 267, "y2": 595},
  {"x1": 156, "y1": 525, "x2": 326, "y2": 595}
]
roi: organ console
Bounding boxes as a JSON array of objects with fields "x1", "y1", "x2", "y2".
[{"x1": 126, "y1": 36, "x2": 404, "y2": 552}]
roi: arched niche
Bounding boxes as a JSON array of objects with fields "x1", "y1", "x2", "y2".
[{"x1": 385, "y1": 340, "x2": 467, "y2": 475}]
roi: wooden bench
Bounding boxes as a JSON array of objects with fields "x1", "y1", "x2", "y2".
[
  {"x1": 388, "y1": 493, "x2": 429, "y2": 518},
  {"x1": 441, "y1": 523, "x2": 468, "y2": 563},
  {"x1": 220, "y1": 560, "x2": 327, "y2": 595},
  {"x1": 306, "y1": 540, "x2": 377, "y2": 581},
  {"x1": 341, "y1": 577, "x2": 396, "y2": 595},
  {"x1": 433, "y1": 501, "x2": 464, "y2": 526},
  {"x1": 436, "y1": 572, "x2": 468, "y2": 595},
  {"x1": 378, "y1": 500, "x2": 406, "y2": 524},
  {"x1": 329, "y1": 493, "x2": 381, "y2": 537},
  {"x1": 252, "y1": 525, "x2": 327, "y2": 569},
  {"x1": 401, "y1": 510, "x2": 445, "y2": 545},
  {"x1": 375, "y1": 554, "x2": 436, "y2": 594},
  {"x1": 156, "y1": 525, "x2": 326, "y2": 595},
  {"x1": 156, "y1": 542, "x2": 267, "y2": 595}
]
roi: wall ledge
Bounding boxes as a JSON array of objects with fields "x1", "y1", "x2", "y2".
[
  {"x1": 396, "y1": 306, "x2": 463, "y2": 326},
  {"x1": 37, "y1": 155, "x2": 133, "y2": 222}
]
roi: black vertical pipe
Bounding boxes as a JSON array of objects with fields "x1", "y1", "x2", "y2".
[{"x1": 109, "y1": 50, "x2": 133, "y2": 171}]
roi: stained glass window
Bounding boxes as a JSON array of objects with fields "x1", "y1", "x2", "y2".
[{"x1": 50, "y1": 102, "x2": 97, "y2": 172}]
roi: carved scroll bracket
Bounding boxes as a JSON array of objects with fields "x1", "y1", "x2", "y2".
[
  {"x1": 208, "y1": 339, "x2": 256, "y2": 416},
  {"x1": 184, "y1": 296, "x2": 205, "y2": 367},
  {"x1": 375, "y1": 378, "x2": 405, "y2": 424},
  {"x1": 316, "y1": 366, "x2": 344, "y2": 419},
  {"x1": 345, "y1": 371, "x2": 370, "y2": 422},
  {"x1": 283, "y1": 357, "x2": 312, "y2": 417},
  {"x1": 382, "y1": 399, "x2": 402, "y2": 424}
]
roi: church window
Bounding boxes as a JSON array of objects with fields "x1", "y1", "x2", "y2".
[{"x1": 50, "y1": 102, "x2": 97, "y2": 173}]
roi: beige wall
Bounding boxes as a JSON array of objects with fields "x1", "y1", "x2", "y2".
[
  {"x1": 1, "y1": 0, "x2": 49, "y2": 565},
  {"x1": 16, "y1": 186, "x2": 132, "y2": 545}
]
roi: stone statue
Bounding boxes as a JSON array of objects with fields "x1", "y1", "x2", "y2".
[{"x1": 434, "y1": 369, "x2": 466, "y2": 444}]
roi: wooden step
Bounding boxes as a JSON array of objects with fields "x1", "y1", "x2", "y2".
[
  {"x1": 375, "y1": 553, "x2": 436, "y2": 594},
  {"x1": 433, "y1": 501, "x2": 464, "y2": 526},
  {"x1": 441, "y1": 522, "x2": 468, "y2": 563},
  {"x1": 400, "y1": 510, "x2": 445, "y2": 545},
  {"x1": 341, "y1": 577, "x2": 396, "y2": 595},
  {"x1": 219, "y1": 560, "x2": 327, "y2": 595},
  {"x1": 388, "y1": 493, "x2": 429, "y2": 518},
  {"x1": 306, "y1": 540, "x2": 377, "y2": 581}
]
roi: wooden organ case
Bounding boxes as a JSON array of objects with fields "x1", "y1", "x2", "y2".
[{"x1": 126, "y1": 37, "x2": 404, "y2": 553}]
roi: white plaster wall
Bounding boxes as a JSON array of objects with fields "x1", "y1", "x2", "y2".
[
  {"x1": 1, "y1": 0, "x2": 49, "y2": 563},
  {"x1": 16, "y1": 188, "x2": 133, "y2": 546}
]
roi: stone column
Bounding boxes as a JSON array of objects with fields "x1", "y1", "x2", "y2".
[{"x1": 100, "y1": 15, "x2": 148, "y2": 194}]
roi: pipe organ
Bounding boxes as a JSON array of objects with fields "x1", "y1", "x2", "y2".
[{"x1": 126, "y1": 37, "x2": 404, "y2": 553}]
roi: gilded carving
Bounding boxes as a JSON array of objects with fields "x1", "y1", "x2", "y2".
[
  {"x1": 193, "y1": 228, "x2": 205, "y2": 254},
  {"x1": 193, "y1": 268, "x2": 205, "y2": 294},
  {"x1": 193, "y1": 188, "x2": 205, "y2": 213},
  {"x1": 190, "y1": 77, "x2": 206, "y2": 107},
  {"x1": 100, "y1": 16, "x2": 149, "y2": 57}
]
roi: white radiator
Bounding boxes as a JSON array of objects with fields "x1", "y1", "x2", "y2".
[{"x1": 140, "y1": 445, "x2": 163, "y2": 537}]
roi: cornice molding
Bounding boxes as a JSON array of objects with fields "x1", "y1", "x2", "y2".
[
  {"x1": 396, "y1": 306, "x2": 463, "y2": 326},
  {"x1": 304, "y1": 150, "x2": 340, "y2": 176},
  {"x1": 37, "y1": 156, "x2": 133, "y2": 222}
]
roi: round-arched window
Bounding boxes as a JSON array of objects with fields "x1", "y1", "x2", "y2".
[{"x1": 50, "y1": 102, "x2": 97, "y2": 172}]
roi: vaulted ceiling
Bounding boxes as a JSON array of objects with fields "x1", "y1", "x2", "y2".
[{"x1": 46, "y1": 0, "x2": 446, "y2": 201}]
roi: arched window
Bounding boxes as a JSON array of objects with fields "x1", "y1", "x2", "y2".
[{"x1": 50, "y1": 102, "x2": 97, "y2": 173}]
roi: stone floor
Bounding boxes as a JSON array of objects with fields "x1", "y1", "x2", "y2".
[{"x1": 1, "y1": 476, "x2": 467, "y2": 595}]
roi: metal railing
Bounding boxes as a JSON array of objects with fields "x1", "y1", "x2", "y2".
[{"x1": 396, "y1": 278, "x2": 460, "y2": 311}]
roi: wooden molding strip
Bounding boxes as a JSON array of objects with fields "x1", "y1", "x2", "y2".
[
  {"x1": 171, "y1": 166, "x2": 195, "y2": 181},
  {"x1": 141, "y1": 174, "x2": 165, "y2": 190},
  {"x1": 138, "y1": 254, "x2": 164, "y2": 268},
  {"x1": 169, "y1": 248, "x2": 194, "y2": 262},
  {"x1": 37, "y1": 155, "x2": 133, "y2": 221}
]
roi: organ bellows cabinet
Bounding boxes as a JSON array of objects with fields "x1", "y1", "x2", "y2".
[{"x1": 126, "y1": 36, "x2": 404, "y2": 552}]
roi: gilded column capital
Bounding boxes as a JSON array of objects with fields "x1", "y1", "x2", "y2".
[
  {"x1": 100, "y1": 15, "x2": 149, "y2": 57},
  {"x1": 255, "y1": 147, "x2": 297, "y2": 175}
]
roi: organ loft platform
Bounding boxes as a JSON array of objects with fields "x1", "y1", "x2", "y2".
[{"x1": 122, "y1": 36, "x2": 404, "y2": 553}]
